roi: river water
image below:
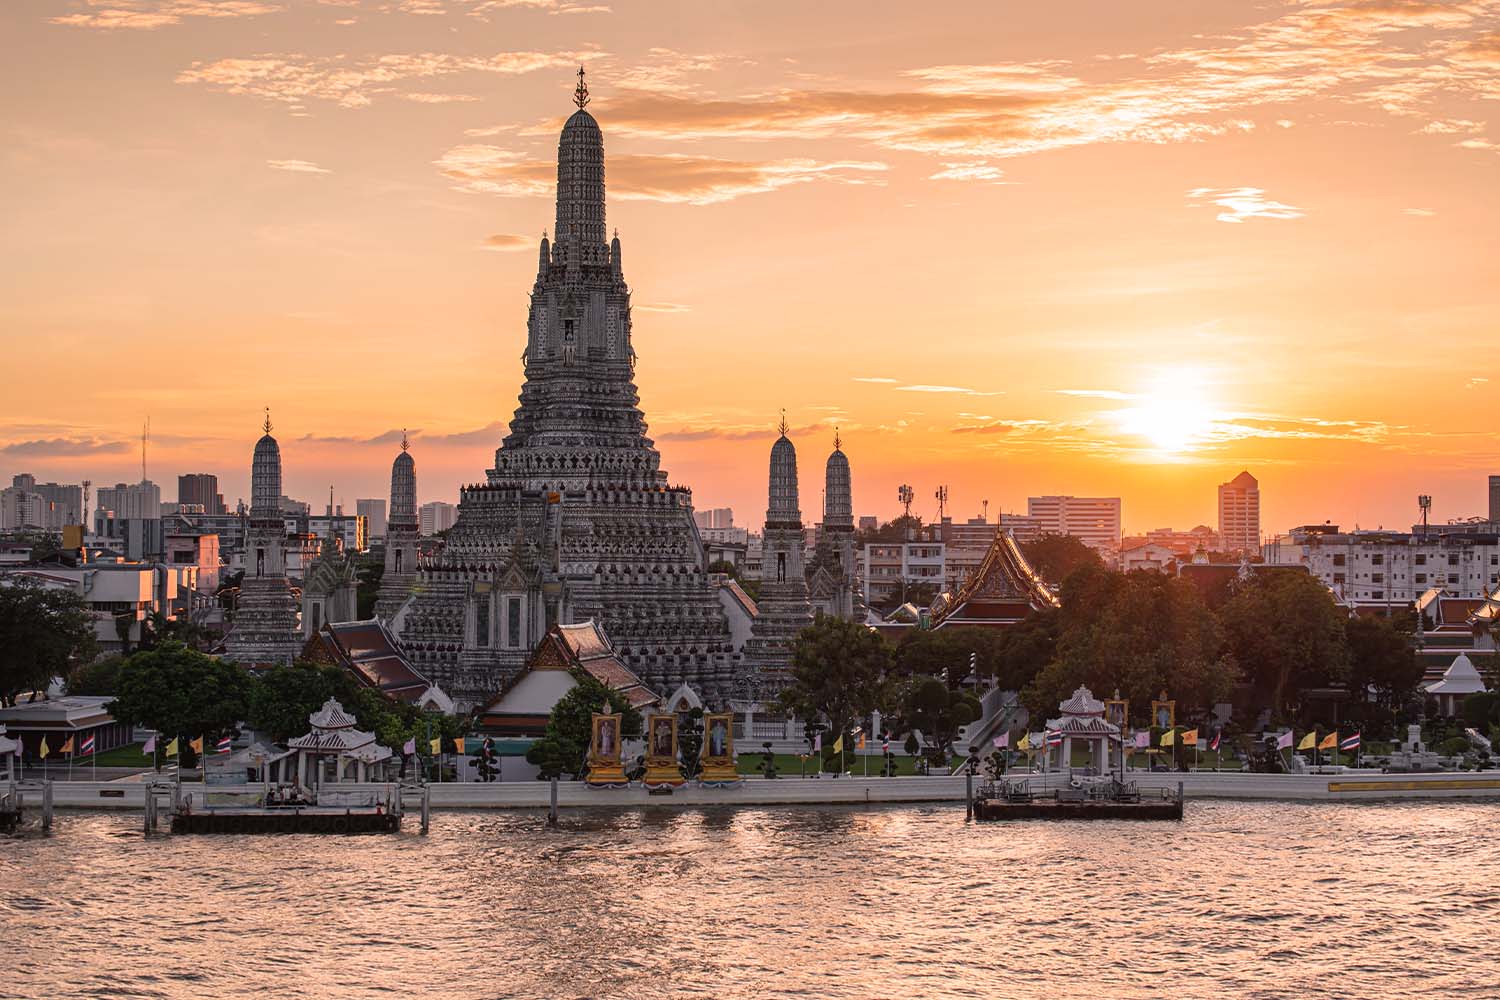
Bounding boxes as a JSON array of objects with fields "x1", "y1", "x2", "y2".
[{"x1": 3, "y1": 801, "x2": 1496, "y2": 999}]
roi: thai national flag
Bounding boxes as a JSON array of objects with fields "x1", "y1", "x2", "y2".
[
  {"x1": 215, "y1": 736, "x2": 232, "y2": 754},
  {"x1": 1209, "y1": 731, "x2": 1221, "y2": 752},
  {"x1": 1340, "y1": 733, "x2": 1361, "y2": 751},
  {"x1": 80, "y1": 734, "x2": 96, "y2": 756},
  {"x1": 1045, "y1": 730, "x2": 1063, "y2": 747}
]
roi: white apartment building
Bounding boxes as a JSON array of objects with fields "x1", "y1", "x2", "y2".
[
  {"x1": 1218, "y1": 471, "x2": 1261, "y2": 554},
  {"x1": 419, "y1": 501, "x2": 457, "y2": 536},
  {"x1": 357, "y1": 499, "x2": 387, "y2": 541},
  {"x1": 309, "y1": 512, "x2": 369, "y2": 553},
  {"x1": 861, "y1": 540, "x2": 945, "y2": 605},
  {"x1": 1026, "y1": 496, "x2": 1122, "y2": 555},
  {"x1": 1263, "y1": 525, "x2": 1500, "y2": 609},
  {"x1": 96, "y1": 480, "x2": 162, "y2": 522}
]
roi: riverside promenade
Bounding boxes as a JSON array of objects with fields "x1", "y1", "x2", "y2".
[{"x1": 12, "y1": 769, "x2": 1500, "y2": 813}]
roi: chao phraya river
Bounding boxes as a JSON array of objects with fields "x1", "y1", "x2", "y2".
[{"x1": 4, "y1": 801, "x2": 1496, "y2": 999}]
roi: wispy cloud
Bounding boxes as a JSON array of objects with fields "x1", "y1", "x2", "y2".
[
  {"x1": 852, "y1": 376, "x2": 898, "y2": 384},
  {"x1": 1187, "y1": 187, "x2": 1304, "y2": 224},
  {"x1": 481, "y1": 233, "x2": 530, "y2": 252},
  {"x1": 436, "y1": 146, "x2": 887, "y2": 205},
  {"x1": 0, "y1": 436, "x2": 132, "y2": 457},
  {"x1": 401, "y1": 92, "x2": 481, "y2": 104},
  {"x1": 177, "y1": 50, "x2": 594, "y2": 108},
  {"x1": 299, "y1": 428, "x2": 413, "y2": 446},
  {"x1": 635, "y1": 302, "x2": 691, "y2": 313},
  {"x1": 1056, "y1": 388, "x2": 1138, "y2": 400},
  {"x1": 656, "y1": 422, "x2": 822, "y2": 442},
  {"x1": 267, "y1": 159, "x2": 330, "y2": 174},
  {"x1": 51, "y1": 1, "x2": 281, "y2": 30},
  {"x1": 894, "y1": 384, "x2": 1001, "y2": 396},
  {"x1": 1403, "y1": 207, "x2": 1437, "y2": 217}
]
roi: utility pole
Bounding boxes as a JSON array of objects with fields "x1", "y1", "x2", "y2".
[{"x1": 935, "y1": 485, "x2": 948, "y2": 521}]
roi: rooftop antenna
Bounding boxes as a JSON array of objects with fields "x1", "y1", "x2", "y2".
[
  {"x1": 898, "y1": 484, "x2": 914, "y2": 521},
  {"x1": 935, "y1": 485, "x2": 948, "y2": 521},
  {"x1": 573, "y1": 65, "x2": 590, "y2": 109},
  {"x1": 981, "y1": 498, "x2": 989, "y2": 523},
  {"x1": 1418, "y1": 494, "x2": 1432, "y2": 536}
]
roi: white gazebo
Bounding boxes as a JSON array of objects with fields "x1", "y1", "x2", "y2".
[
  {"x1": 1044, "y1": 686, "x2": 1122, "y2": 775},
  {"x1": 286, "y1": 698, "x2": 394, "y2": 787},
  {"x1": 1426, "y1": 653, "x2": 1488, "y2": 716},
  {"x1": 0, "y1": 724, "x2": 18, "y2": 786}
]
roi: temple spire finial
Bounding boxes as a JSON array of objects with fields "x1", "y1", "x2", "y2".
[
  {"x1": 834, "y1": 425, "x2": 841, "y2": 452},
  {"x1": 778, "y1": 409, "x2": 789, "y2": 437},
  {"x1": 401, "y1": 428, "x2": 410, "y2": 452},
  {"x1": 574, "y1": 65, "x2": 590, "y2": 109},
  {"x1": 263, "y1": 406, "x2": 272, "y2": 435}
]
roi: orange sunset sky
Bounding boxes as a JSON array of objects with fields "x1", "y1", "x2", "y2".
[{"x1": 3, "y1": 0, "x2": 1498, "y2": 536}]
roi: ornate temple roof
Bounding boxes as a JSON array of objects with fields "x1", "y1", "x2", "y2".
[
  {"x1": 390, "y1": 432, "x2": 417, "y2": 525},
  {"x1": 251, "y1": 411, "x2": 282, "y2": 517},
  {"x1": 555, "y1": 68, "x2": 605, "y2": 247},
  {"x1": 304, "y1": 620, "x2": 444, "y2": 706},
  {"x1": 767, "y1": 422, "x2": 801, "y2": 525},
  {"x1": 309, "y1": 697, "x2": 357, "y2": 731},
  {"x1": 823, "y1": 432, "x2": 852, "y2": 528},
  {"x1": 1426, "y1": 653, "x2": 1487, "y2": 696},
  {"x1": 929, "y1": 531, "x2": 1058, "y2": 629},
  {"x1": 1058, "y1": 685, "x2": 1105, "y2": 717}
]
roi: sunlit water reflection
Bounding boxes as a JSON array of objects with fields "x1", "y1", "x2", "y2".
[{"x1": 4, "y1": 801, "x2": 1497, "y2": 999}]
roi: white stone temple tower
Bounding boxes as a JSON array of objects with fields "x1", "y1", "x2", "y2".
[
  {"x1": 375, "y1": 431, "x2": 419, "y2": 622},
  {"x1": 742, "y1": 416, "x2": 814, "y2": 688},
  {"x1": 397, "y1": 70, "x2": 738, "y2": 709},
  {"x1": 225, "y1": 410, "x2": 302, "y2": 664},
  {"x1": 814, "y1": 430, "x2": 863, "y2": 621}
]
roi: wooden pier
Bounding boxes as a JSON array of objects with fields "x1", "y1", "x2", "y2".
[{"x1": 973, "y1": 778, "x2": 1184, "y2": 821}]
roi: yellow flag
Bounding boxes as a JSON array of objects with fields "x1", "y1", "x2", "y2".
[
  {"x1": 1319, "y1": 731, "x2": 1338, "y2": 750},
  {"x1": 190, "y1": 736, "x2": 204, "y2": 754},
  {"x1": 1182, "y1": 729, "x2": 1198, "y2": 746},
  {"x1": 832, "y1": 736, "x2": 844, "y2": 754},
  {"x1": 165, "y1": 737, "x2": 179, "y2": 756},
  {"x1": 857, "y1": 733, "x2": 866, "y2": 750},
  {"x1": 1297, "y1": 731, "x2": 1317, "y2": 751},
  {"x1": 1160, "y1": 728, "x2": 1175, "y2": 747},
  {"x1": 1017, "y1": 732, "x2": 1031, "y2": 751},
  {"x1": 39, "y1": 736, "x2": 50, "y2": 759},
  {"x1": 430, "y1": 737, "x2": 442, "y2": 754},
  {"x1": 59, "y1": 736, "x2": 75, "y2": 755}
]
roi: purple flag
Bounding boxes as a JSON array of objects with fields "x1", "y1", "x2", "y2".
[
  {"x1": 141, "y1": 734, "x2": 156, "y2": 755},
  {"x1": 992, "y1": 732, "x2": 1009, "y2": 749},
  {"x1": 1275, "y1": 730, "x2": 1294, "y2": 750},
  {"x1": 402, "y1": 738, "x2": 416, "y2": 756},
  {"x1": 813, "y1": 733, "x2": 822, "y2": 752},
  {"x1": 1133, "y1": 731, "x2": 1149, "y2": 749}
]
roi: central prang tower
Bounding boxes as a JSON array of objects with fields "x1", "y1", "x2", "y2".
[{"x1": 397, "y1": 71, "x2": 738, "y2": 710}]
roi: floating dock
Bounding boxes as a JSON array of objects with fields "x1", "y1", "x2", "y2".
[
  {"x1": 170, "y1": 807, "x2": 400, "y2": 835},
  {"x1": 973, "y1": 778, "x2": 1184, "y2": 821},
  {"x1": 150, "y1": 780, "x2": 429, "y2": 835}
]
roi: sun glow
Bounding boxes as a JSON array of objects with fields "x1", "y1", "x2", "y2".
[{"x1": 1116, "y1": 375, "x2": 1218, "y2": 455}]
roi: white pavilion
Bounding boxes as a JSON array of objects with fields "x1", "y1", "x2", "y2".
[
  {"x1": 0, "y1": 724, "x2": 18, "y2": 785},
  {"x1": 1426, "y1": 653, "x2": 1488, "y2": 717},
  {"x1": 1041, "y1": 686, "x2": 1122, "y2": 774},
  {"x1": 285, "y1": 698, "x2": 395, "y2": 787}
]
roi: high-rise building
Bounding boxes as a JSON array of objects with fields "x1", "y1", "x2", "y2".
[
  {"x1": 1217, "y1": 471, "x2": 1261, "y2": 554},
  {"x1": 1489, "y1": 475, "x2": 1500, "y2": 523},
  {"x1": 357, "y1": 498, "x2": 387, "y2": 540},
  {"x1": 177, "y1": 474, "x2": 226, "y2": 515},
  {"x1": 1, "y1": 476, "x2": 82, "y2": 529},
  {"x1": 418, "y1": 501, "x2": 456, "y2": 537},
  {"x1": 1026, "y1": 496, "x2": 1122, "y2": 555},
  {"x1": 96, "y1": 481, "x2": 162, "y2": 521},
  {"x1": 694, "y1": 507, "x2": 734, "y2": 530}
]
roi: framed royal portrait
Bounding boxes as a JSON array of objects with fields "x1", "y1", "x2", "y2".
[
  {"x1": 1104, "y1": 697, "x2": 1129, "y2": 730},
  {"x1": 591, "y1": 712, "x2": 622, "y2": 764},
  {"x1": 702, "y1": 713, "x2": 734, "y2": 763},
  {"x1": 646, "y1": 713, "x2": 677, "y2": 762},
  {"x1": 1150, "y1": 694, "x2": 1175, "y2": 731}
]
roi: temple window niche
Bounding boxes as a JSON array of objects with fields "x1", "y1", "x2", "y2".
[
  {"x1": 777, "y1": 551, "x2": 787, "y2": 583},
  {"x1": 474, "y1": 586, "x2": 491, "y2": 647},
  {"x1": 507, "y1": 597, "x2": 522, "y2": 648},
  {"x1": 256, "y1": 547, "x2": 265, "y2": 576}
]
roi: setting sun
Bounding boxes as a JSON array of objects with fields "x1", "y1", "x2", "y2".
[{"x1": 1115, "y1": 376, "x2": 1219, "y2": 456}]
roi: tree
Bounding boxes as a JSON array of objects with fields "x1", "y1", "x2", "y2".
[
  {"x1": 66, "y1": 654, "x2": 126, "y2": 696},
  {"x1": 991, "y1": 608, "x2": 1061, "y2": 692},
  {"x1": 247, "y1": 662, "x2": 338, "y2": 742},
  {"x1": 528, "y1": 672, "x2": 644, "y2": 780},
  {"x1": 1345, "y1": 615, "x2": 1423, "y2": 722},
  {"x1": 108, "y1": 642, "x2": 252, "y2": 760},
  {"x1": 0, "y1": 577, "x2": 98, "y2": 706},
  {"x1": 1020, "y1": 533, "x2": 1103, "y2": 588},
  {"x1": 1219, "y1": 571, "x2": 1350, "y2": 719},
  {"x1": 898, "y1": 676, "x2": 982, "y2": 766},
  {"x1": 1023, "y1": 569, "x2": 1233, "y2": 724},
  {"x1": 894, "y1": 627, "x2": 993, "y2": 683},
  {"x1": 779, "y1": 614, "x2": 894, "y2": 768},
  {"x1": 706, "y1": 559, "x2": 739, "y2": 578}
]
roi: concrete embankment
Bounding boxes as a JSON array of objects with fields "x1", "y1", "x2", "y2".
[{"x1": 12, "y1": 770, "x2": 1500, "y2": 812}]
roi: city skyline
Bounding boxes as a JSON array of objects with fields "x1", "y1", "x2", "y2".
[{"x1": 4, "y1": 0, "x2": 1499, "y2": 533}]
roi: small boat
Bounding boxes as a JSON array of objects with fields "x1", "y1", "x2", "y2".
[{"x1": 972, "y1": 777, "x2": 1184, "y2": 821}]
